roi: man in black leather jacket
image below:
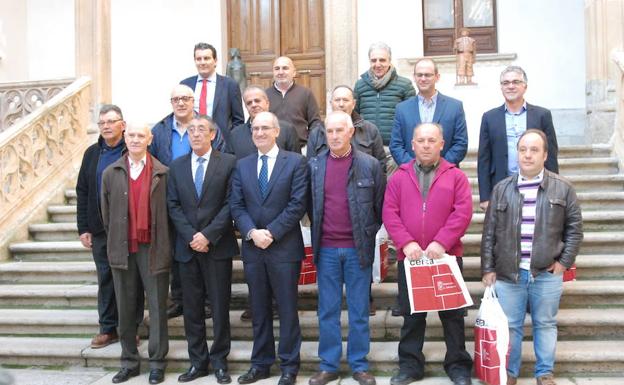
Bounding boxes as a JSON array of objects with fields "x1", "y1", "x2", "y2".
[{"x1": 480, "y1": 129, "x2": 583, "y2": 385}]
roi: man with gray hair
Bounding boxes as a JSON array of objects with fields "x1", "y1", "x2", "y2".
[
  {"x1": 354, "y1": 42, "x2": 415, "y2": 146},
  {"x1": 477, "y1": 66, "x2": 559, "y2": 211}
]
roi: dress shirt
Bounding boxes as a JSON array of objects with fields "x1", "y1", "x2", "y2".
[
  {"x1": 256, "y1": 144, "x2": 279, "y2": 181},
  {"x1": 194, "y1": 73, "x2": 217, "y2": 117},
  {"x1": 128, "y1": 155, "x2": 147, "y2": 180},
  {"x1": 505, "y1": 102, "x2": 528, "y2": 175},
  {"x1": 191, "y1": 149, "x2": 212, "y2": 181},
  {"x1": 418, "y1": 92, "x2": 438, "y2": 123}
]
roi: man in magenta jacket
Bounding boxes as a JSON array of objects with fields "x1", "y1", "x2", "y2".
[{"x1": 383, "y1": 122, "x2": 473, "y2": 385}]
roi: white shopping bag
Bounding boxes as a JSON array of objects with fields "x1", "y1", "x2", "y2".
[
  {"x1": 404, "y1": 254, "x2": 473, "y2": 313},
  {"x1": 372, "y1": 225, "x2": 389, "y2": 283},
  {"x1": 474, "y1": 285, "x2": 509, "y2": 385}
]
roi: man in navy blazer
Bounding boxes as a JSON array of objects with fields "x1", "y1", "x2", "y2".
[
  {"x1": 180, "y1": 42, "x2": 245, "y2": 147},
  {"x1": 167, "y1": 116, "x2": 238, "y2": 384},
  {"x1": 230, "y1": 111, "x2": 308, "y2": 385},
  {"x1": 477, "y1": 66, "x2": 559, "y2": 210},
  {"x1": 390, "y1": 58, "x2": 468, "y2": 167}
]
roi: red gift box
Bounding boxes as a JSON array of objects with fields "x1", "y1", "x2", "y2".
[{"x1": 298, "y1": 246, "x2": 316, "y2": 285}]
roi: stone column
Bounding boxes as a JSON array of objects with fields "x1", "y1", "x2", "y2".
[
  {"x1": 324, "y1": 0, "x2": 358, "y2": 114},
  {"x1": 75, "y1": 0, "x2": 111, "y2": 120}
]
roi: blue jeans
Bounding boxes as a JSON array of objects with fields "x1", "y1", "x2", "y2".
[
  {"x1": 495, "y1": 269, "x2": 563, "y2": 378},
  {"x1": 317, "y1": 247, "x2": 371, "y2": 372}
]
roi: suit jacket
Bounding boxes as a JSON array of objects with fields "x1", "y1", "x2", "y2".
[
  {"x1": 166, "y1": 150, "x2": 239, "y2": 263},
  {"x1": 224, "y1": 119, "x2": 300, "y2": 160},
  {"x1": 180, "y1": 73, "x2": 245, "y2": 139},
  {"x1": 477, "y1": 103, "x2": 559, "y2": 202},
  {"x1": 230, "y1": 149, "x2": 309, "y2": 263},
  {"x1": 390, "y1": 92, "x2": 468, "y2": 166}
]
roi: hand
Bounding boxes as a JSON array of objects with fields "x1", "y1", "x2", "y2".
[
  {"x1": 479, "y1": 201, "x2": 489, "y2": 211},
  {"x1": 424, "y1": 241, "x2": 445, "y2": 259},
  {"x1": 482, "y1": 272, "x2": 496, "y2": 286},
  {"x1": 251, "y1": 229, "x2": 273, "y2": 249},
  {"x1": 190, "y1": 232, "x2": 210, "y2": 253},
  {"x1": 548, "y1": 261, "x2": 567, "y2": 274},
  {"x1": 402, "y1": 241, "x2": 423, "y2": 261},
  {"x1": 79, "y1": 232, "x2": 92, "y2": 249}
]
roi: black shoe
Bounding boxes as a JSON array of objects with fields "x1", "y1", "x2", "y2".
[
  {"x1": 278, "y1": 373, "x2": 297, "y2": 385},
  {"x1": 112, "y1": 367, "x2": 139, "y2": 383},
  {"x1": 238, "y1": 367, "x2": 270, "y2": 384},
  {"x1": 178, "y1": 366, "x2": 208, "y2": 382},
  {"x1": 205, "y1": 304, "x2": 213, "y2": 319},
  {"x1": 216, "y1": 368, "x2": 232, "y2": 384},
  {"x1": 167, "y1": 303, "x2": 183, "y2": 319},
  {"x1": 452, "y1": 377, "x2": 472, "y2": 385},
  {"x1": 389, "y1": 372, "x2": 423, "y2": 385},
  {"x1": 240, "y1": 309, "x2": 252, "y2": 322},
  {"x1": 391, "y1": 305, "x2": 401, "y2": 317},
  {"x1": 149, "y1": 369, "x2": 165, "y2": 384}
]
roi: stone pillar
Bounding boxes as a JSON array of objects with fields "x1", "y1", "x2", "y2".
[
  {"x1": 324, "y1": 0, "x2": 358, "y2": 114},
  {"x1": 75, "y1": 0, "x2": 111, "y2": 120}
]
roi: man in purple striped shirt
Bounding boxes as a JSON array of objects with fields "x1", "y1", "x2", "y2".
[{"x1": 480, "y1": 129, "x2": 583, "y2": 385}]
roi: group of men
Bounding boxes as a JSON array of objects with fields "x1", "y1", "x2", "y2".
[{"x1": 76, "y1": 40, "x2": 583, "y2": 385}]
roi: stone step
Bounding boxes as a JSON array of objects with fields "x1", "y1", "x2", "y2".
[
  {"x1": 48, "y1": 205, "x2": 79, "y2": 223},
  {"x1": 9, "y1": 241, "x2": 91, "y2": 261},
  {"x1": 4, "y1": 307, "x2": 618, "y2": 341},
  {"x1": 468, "y1": 174, "x2": 624, "y2": 194},
  {"x1": 29, "y1": 222, "x2": 78, "y2": 242},
  {"x1": 65, "y1": 188, "x2": 77, "y2": 205},
  {"x1": 463, "y1": 145, "x2": 613, "y2": 162},
  {"x1": 472, "y1": 191, "x2": 624, "y2": 211},
  {"x1": 0, "y1": 337, "x2": 621, "y2": 376},
  {"x1": 0, "y1": 280, "x2": 622, "y2": 309},
  {"x1": 0, "y1": 261, "x2": 97, "y2": 284},
  {"x1": 460, "y1": 157, "x2": 620, "y2": 177}
]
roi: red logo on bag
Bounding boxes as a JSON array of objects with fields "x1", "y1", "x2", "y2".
[{"x1": 433, "y1": 274, "x2": 461, "y2": 296}]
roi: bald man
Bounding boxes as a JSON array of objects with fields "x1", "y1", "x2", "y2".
[
  {"x1": 266, "y1": 56, "x2": 322, "y2": 147},
  {"x1": 101, "y1": 124, "x2": 171, "y2": 384}
]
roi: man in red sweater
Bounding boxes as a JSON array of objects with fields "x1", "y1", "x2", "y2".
[{"x1": 382, "y1": 123, "x2": 473, "y2": 385}]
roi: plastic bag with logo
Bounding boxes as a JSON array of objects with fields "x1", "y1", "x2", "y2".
[{"x1": 474, "y1": 285, "x2": 509, "y2": 385}]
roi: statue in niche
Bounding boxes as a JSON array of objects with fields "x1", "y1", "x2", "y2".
[
  {"x1": 454, "y1": 28, "x2": 477, "y2": 85},
  {"x1": 226, "y1": 48, "x2": 247, "y2": 93}
]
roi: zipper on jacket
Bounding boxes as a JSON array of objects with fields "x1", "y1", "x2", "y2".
[{"x1": 421, "y1": 201, "x2": 427, "y2": 259}]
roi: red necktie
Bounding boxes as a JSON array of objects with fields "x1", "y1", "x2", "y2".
[{"x1": 199, "y1": 79, "x2": 207, "y2": 115}]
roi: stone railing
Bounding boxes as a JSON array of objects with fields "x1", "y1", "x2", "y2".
[
  {"x1": 0, "y1": 78, "x2": 74, "y2": 133},
  {"x1": 0, "y1": 77, "x2": 91, "y2": 260},
  {"x1": 611, "y1": 50, "x2": 624, "y2": 171}
]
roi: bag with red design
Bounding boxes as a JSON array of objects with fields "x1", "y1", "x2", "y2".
[{"x1": 474, "y1": 285, "x2": 509, "y2": 385}]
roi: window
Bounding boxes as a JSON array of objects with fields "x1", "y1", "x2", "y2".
[{"x1": 423, "y1": 0, "x2": 497, "y2": 56}]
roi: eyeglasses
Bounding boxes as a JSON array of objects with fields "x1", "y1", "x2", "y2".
[
  {"x1": 414, "y1": 73, "x2": 435, "y2": 78},
  {"x1": 170, "y1": 96, "x2": 194, "y2": 104},
  {"x1": 188, "y1": 127, "x2": 210, "y2": 134},
  {"x1": 501, "y1": 80, "x2": 525, "y2": 87},
  {"x1": 251, "y1": 126, "x2": 275, "y2": 132},
  {"x1": 97, "y1": 119, "x2": 123, "y2": 127}
]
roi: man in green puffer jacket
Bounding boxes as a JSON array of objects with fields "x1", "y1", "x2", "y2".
[{"x1": 354, "y1": 42, "x2": 416, "y2": 146}]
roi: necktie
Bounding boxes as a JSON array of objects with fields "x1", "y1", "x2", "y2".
[
  {"x1": 259, "y1": 155, "x2": 268, "y2": 198},
  {"x1": 195, "y1": 157, "x2": 205, "y2": 197},
  {"x1": 199, "y1": 79, "x2": 207, "y2": 115}
]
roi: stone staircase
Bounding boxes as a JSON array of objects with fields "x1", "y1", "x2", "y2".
[{"x1": 1, "y1": 145, "x2": 623, "y2": 381}]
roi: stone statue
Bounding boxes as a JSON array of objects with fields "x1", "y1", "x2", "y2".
[
  {"x1": 226, "y1": 48, "x2": 247, "y2": 92},
  {"x1": 454, "y1": 29, "x2": 477, "y2": 85}
]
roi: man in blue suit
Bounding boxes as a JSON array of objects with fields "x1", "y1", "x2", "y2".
[
  {"x1": 477, "y1": 66, "x2": 559, "y2": 211},
  {"x1": 390, "y1": 58, "x2": 468, "y2": 167},
  {"x1": 230, "y1": 111, "x2": 308, "y2": 385},
  {"x1": 167, "y1": 116, "x2": 238, "y2": 384},
  {"x1": 180, "y1": 42, "x2": 245, "y2": 148}
]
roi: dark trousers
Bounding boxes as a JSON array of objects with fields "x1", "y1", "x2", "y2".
[
  {"x1": 244, "y1": 259, "x2": 302, "y2": 375},
  {"x1": 180, "y1": 255, "x2": 233, "y2": 371},
  {"x1": 396, "y1": 257, "x2": 472, "y2": 379},
  {"x1": 112, "y1": 244, "x2": 169, "y2": 371},
  {"x1": 92, "y1": 233, "x2": 144, "y2": 334}
]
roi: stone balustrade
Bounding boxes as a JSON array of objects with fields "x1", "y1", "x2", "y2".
[
  {"x1": 0, "y1": 79, "x2": 74, "y2": 134},
  {"x1": 0, "y1": 77, "x2": 91, "y2": 260},
  {"x1": 612, "y1": 50, "x2": 624, "y2": 171}
]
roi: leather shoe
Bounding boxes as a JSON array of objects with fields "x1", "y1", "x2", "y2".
[
  {"x1": 506, "y1": 376, "x2": 517, "y2": 385},
  {"x1": 353, "y1": 372, "x2": 376, "y2": 385},
  {"x1": 309, "y1": 371, "x2": 338, "y2": 385},
  {"x1": 91, "y1": 331, "x2": 118, "y2": 349},
  {"x1": 391, "y1": 304, "x2": 401, "y2": 317},
  {"x1": 178, "y1": 366, "x2": 208, "y2": 382},
  {"x1": 390, "y1": 372, "x2": 423, "y2": 385},
  {"x1": 238, "y1": 367, "x2": 270, "y2": 384},
  {"x1": 452, "y1": 377, "x2": 472, "y2": 385},
  {"x1": 278, "y1": 373, "x2": 297, "y2": 385},
  {"x1": 215, "y1": 368, "x2": 232, "y2": 384},
  {"x1": 240, "y1": 308, "x2": 252, "y2": 322},
  {"x1": 167, "y1": 303, "x2": 183, "y2": 319},
  {"x1": 149, "y1": 369, "x2": 165, "y2": 384},
  {"x1": 205, "y1": 304, "x2": 213, "y2": 319},
  {"x1": 111, "y1": 367, "x2": 139, "y2": 383}
]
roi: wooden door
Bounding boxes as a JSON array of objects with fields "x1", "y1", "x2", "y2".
[{"x1": 227, "y1": 0, "x2": 326, "y2": 113}]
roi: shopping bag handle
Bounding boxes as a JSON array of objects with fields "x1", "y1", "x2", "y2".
[{"x1": 483, "y1": 285, "x2": 498, "y2": 300}]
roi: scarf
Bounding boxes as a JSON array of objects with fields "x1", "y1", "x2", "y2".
[
  {"x1": 368, "y1": 65, "x2": 395, "y2": 90},
  {"x1": 127, "y1": 154, "x2": 152, "y2": 252}
]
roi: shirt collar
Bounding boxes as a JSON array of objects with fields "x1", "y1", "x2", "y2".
[
  {"x1": 274, "y1": 81, "x2": 294, "y2": 94},
  {"x1": 417, "y1": 91, "x2": 438, "y2": 105},
  {"x1": 504, "y1": 101, "x2": 527, "y2": 115},
  {"x1": 258, "y1": 144, "x2": 279, "y2": 158},
  {"x1": 192, "y1": 148, "x2": 212, "y2": 163},
  {"x1": 197, "y1": 72, "x2": 217, "y2": 83},
  {"x1": 329, "y1": 145, "x2": 353, "y2": 159},
  {"x1": 128, "y1": 154, "x2": 147, "y2": 168},
  {"x1": 518, "y1": 168, "x2": 544, "y2": 183}
]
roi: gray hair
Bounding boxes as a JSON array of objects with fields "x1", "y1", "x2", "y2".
[
  {"x1": 243, "y1": 85, "x2": 269, "y2": 100},
  {"x1": 413, "y1": 122, "x2": 443, "y2": 139},
  {"x1": 194, "y1": 115, "x2": 218, "y2": 132},
  {"x1": 99, "y1": 104, "x2": 124, "y2": 119},
  {"x1": 368, "y1": 42, "x2": 392, "y2": 59},
  {"x1": 325, "y1": 110, "x2": 354, "y2": 129},
  {"x1": 500, "y1": 66, "x2": 528, "y2": 83}
]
